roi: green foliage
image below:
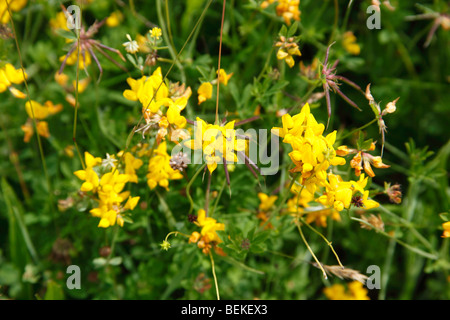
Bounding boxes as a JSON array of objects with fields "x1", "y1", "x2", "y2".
[{"x1": 0, "y1": 0, "x2": 449, "y2": 301}]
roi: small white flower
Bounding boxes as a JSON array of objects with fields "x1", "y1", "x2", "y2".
[
  {"x1": 123, "y1": 34, "x2": 139, "y2": 54},
  {"x1": 102, "y1": 153, "x2": 118, "y2": 169}
]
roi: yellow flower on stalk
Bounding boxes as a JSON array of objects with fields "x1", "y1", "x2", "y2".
[
  {"x1": 150, "y1": 27, "x2": 162, "y2": 39},
  {"x1": 275, "y1": 36, "x2": 301, "y2": 68},
  {"x1": 261, "y1": 0, "x2": 301, "y2": 26},
  {"x1": 123, "y1": 152, "x2": 144, "y2": 183},
  {"x1": 0, "y1": 0, "x2": 27, "y2": 24},
  {"x1": 197, "y1": 82, "x2": 213, "y2": 105},
  {"x1": 124, "y1": 67, "x2": 190, "y2": 142},
  {"x1": 338, "y1": 142, "x2": 390, "y2": 178},
  {"x1": 146, "y1": 141, "x2": 183, "y2": 190},
  {"x1": 189, "y1": 209, "x2": 225, "y2": 254},
  {"x1": 184, "y1": 118, "x2": 247, "y2": 174},
  {"x1": 0, "y1": 63, "x2": 27, "y2": 98},
  {"x1": 442, "y1": 222, "x2": 450, "y2": 238},
  {"x1": 258, "y1": 192, "x2": 278, "y2": 212},
  {"x1": 73, "y1": 152, "x2": 102, "y2": 192},
  {"x1": 324, "y1": 281, "x2": 370, "y2": 300},
  {"x1": 217, "y1": 69, "x2": 233, "y2": 86},
  {"x1": 21, "y1": 100, "x2": 63, "y2": 143},
  {"x1": 272, "y1": 103, "x2": 346, "y2": 195},
  {"x1": 342, "y1": 31, "x2": 361, "y2": 55}
]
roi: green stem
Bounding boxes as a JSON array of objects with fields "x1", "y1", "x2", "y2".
[
  {"x1": 351, "y1": 217, "x2": 438, "y2": 260},
  {"x1": 156, "y1": 0, "x2": 186, "y2": 83},
  {"x1": 209, "y1": 252, "x2": 220, "y2": 300},
  {"x1": 337, "y1": 118, "x2": 377, "y2": 142},
  {"x1": 186, "y1": 163, "x2": 207, "y2": 215}
]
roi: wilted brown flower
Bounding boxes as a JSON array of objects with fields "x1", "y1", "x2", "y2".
[{"x1": 360, "y1": 214, "x2": 385, "y2": 231}]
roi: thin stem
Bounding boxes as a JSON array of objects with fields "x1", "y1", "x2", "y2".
[
  {"x1": 186, "y1": 163, "x2": 207, "y2": 214},
  {"x1": 209, "y1": 252, "x2": 220, "y2": 300},
  {"x1": 204, "y1": 171, "x2": 212, "y2": 215},
  {"x1": 337, "y1": 118, "x2": 377, "y2": 142},
  {"x1": 211, "y1": 179, "x2": 227, "y2": 217},
  {"x1": 351, "y1": 217, "x2": 438, "y2": 260},
  {"x1": 295, "y1": 221, "x2": 328, "y2": 279},
  {"x1": 6, "y1": 0, "x2": 57, "y2": 224},
  {"x1": 156, "y1": 0, "x2": 186, "y2": 83},
  {"x1": 215, "y1": 0, "x2": 227, "y2": 124},
  {"x1": 298, "y1": 216, "x2": 344, "y2": 268}
]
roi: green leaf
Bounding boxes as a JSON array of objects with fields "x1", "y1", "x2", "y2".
[
  {"x1": 44, "y1": 280, "x2": 64, "y2": 300},
  {"x1": 287, "y1": 21, "x2": 299, "y2": 38},
  {"x1": 361, "y1": 139, "x2": 374, "y2": 151},
  {"x1": 279, "y1": 25, "x2": 288, "y2": 37},
  {"x1": 55, "y1": 29, "x2": 77, "y2": 40}
]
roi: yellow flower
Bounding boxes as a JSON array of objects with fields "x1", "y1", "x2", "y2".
[
  {"x1": 442, "y1": 222, "x2": 450, "y2": 238},
  {"x1": 146, "y1": 141, "x2": 183, "y2": 190},
  {"x1": 197, "y1": 82, "x2": 213, "y2": 105},
  {"x1": 105, "y1": 11, "x2": 123, "y2": 28},
  {"x1": 217, "y1": 69, "x2": 233, "y2": 86},
  {"x1": 0, "y1": 63, "x2": 27, "y2": 98},
  {"x1": 20, "y1": 121, "x2": 34, "y2": 143},
  {"x1": 184, "y1": 118, "x2": 247, "y2": 174},
  {"x1": 150, "y1": 27, "x2": 162, "y2": 39},
  {"x1": 261, "y1": 0, "x2": 301, "y2": 25},
  {"x1": 73, "y1": 152, "x2": 102, "y2": 192},
  {"x1": 123, "y1": 152, "x2": 144, "y2": 183},
  {"x1": 305, "y1": 208, "x2": 341, "y2": 228},
  {"x1": 21, "y1": 100, "x2": 62, "y2": 143},
  {"x1": 25, "y1": 100, "x2": 62, "y2": 120},
  {"x1": 49, "y1": 11, "x2": 69, "y2": 31},
  {"x1": 0, "y1": 0, "x2": 27, "y2": 24},
  {"x1": 324, "y1": 281, "x2": 369, "y2": 300},
  {"x1": 258, "y1": 192, "x2": 278, "y2": 212},
  {"x1": 342, "y1": 31, "x2": 361, "y2": 55},
  {"x1": 190, "y1": 209, "x2": 225, "y2": 254},
  {"x1": 276, "y1": 44, "x2": 301, "y2": 68},
  {"x1": 272, "y1": 103, "x2": 346, "y2": 195}
]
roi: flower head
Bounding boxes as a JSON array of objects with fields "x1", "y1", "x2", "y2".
[
  {"x1": 123, "y1": 34, "x2": 139, "y2": 54},
  {"x1": 275, "y1": 36, "x2": 301, "y2": 68},
  {"x1": 150, "y1": 27, "x2": 162, "y2": 39}
]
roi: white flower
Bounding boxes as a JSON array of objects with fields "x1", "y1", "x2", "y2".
[
  {"x1": 123, "y1": 34, "x2": 139, "y2": 54},
  {"x1": 102, "y1": 153, "x2": 118, "y2": 169}
]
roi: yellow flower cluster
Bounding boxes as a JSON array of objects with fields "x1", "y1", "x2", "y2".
[
  {"x1": 273, "y1": 103, "x2": 379, "y2": 213},
  {"x1": 21, "y1": 100, "x2": 63, "y2": 143},
  {"x1": 275, "y1": 36, "x2": 302, "y2": 68},
  {"x1": 189, "y1": 209, "x2": 225, "y2": 255},
  {"x1": 0, "y1": 0, "x2": 27, "y2": 24},
  {"x1": 442, "y1": 222, "x2": 450, "y2": 238},
  {"x1": 146, "y1": 141, "x2": 183, "y2": 190},
  {"x1": 286, "y1": 185, "x2": 341, "y2": 227},
  {"x1": 261, "y1": 0, "x2": 301, "y2": 25},
  {"x1": 123, "y1": 67, "x2": 191, "y2": 143},
  {"x1": 74, "y1": 152, "x2": 141, "y2": 228},
  {"x1": 316, "y1": 173, "x2": 379, "y2": 212},
  {"x1": 272, "y1": 103, "x2": 346, "y2": 195},
  {"x1": 0, "y1": 63, "x2": 27, "y2": 98},
  {"x1": 337, "y1": 143, "x2": 390, "y2": 178},
  {"x1": 184, "y1": 118, "x2": 247, "y2": 174},
  {"x1": 324, "y1": 281, "x2": 370, "y2": 300}
]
